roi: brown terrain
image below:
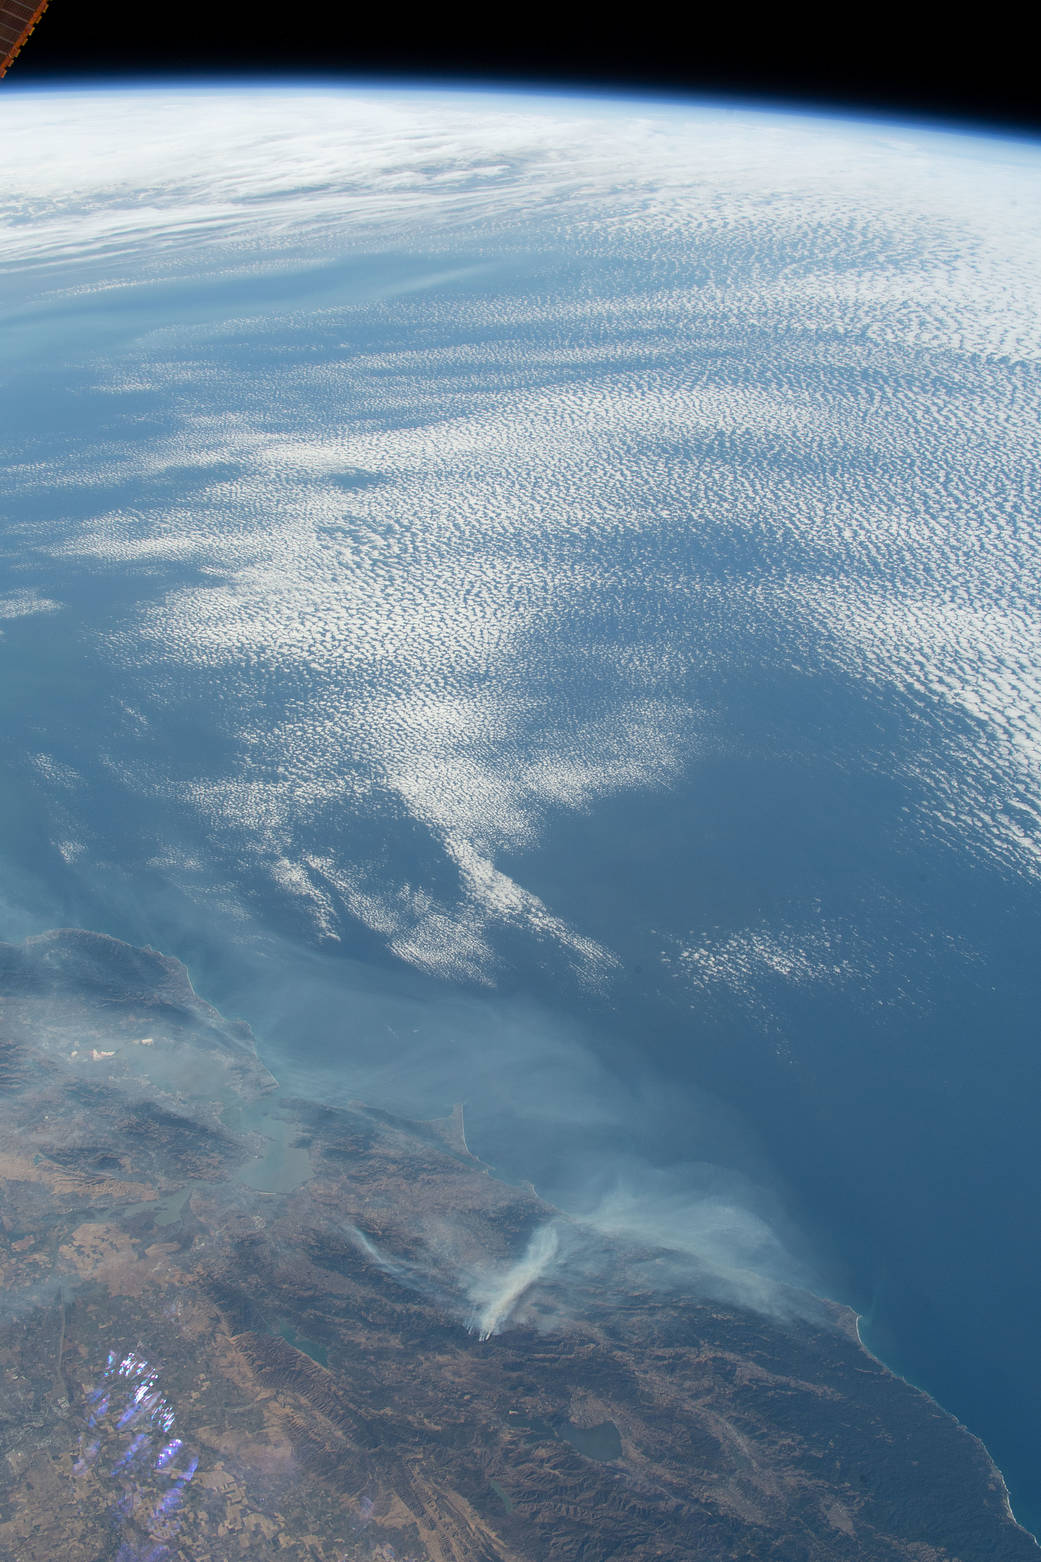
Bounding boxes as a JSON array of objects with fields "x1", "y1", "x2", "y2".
[{"x1": 0, "y1": 928, "x2": 1035, "y2": 1561}]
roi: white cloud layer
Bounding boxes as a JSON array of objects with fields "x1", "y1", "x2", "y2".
[{"x1": 3, "y1": 86, "x2": 1040, "y2": 983}]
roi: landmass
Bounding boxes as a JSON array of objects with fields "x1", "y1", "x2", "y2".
[{"x1": 0, "y1": 928, "x2": 1034, "y2": 1560}]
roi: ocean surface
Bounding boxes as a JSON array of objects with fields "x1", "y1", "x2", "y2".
[{"x1": 3, "y1": 84, "x2": 1041, "y2": 1534}]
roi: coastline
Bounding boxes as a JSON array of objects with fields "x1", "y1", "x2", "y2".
[
  {"x1": 853, "y1": 1311, "x2": 1039, "y2": 1548},
  {"x1": 2, "y1": 920, "x2": 1038, "y2": 1558}
]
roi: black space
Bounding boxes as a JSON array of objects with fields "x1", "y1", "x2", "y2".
[{"x1": 8, "y1": 6, "x2": 1041, "y2": 139}]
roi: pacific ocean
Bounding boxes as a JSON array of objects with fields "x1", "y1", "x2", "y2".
[{"x1": 3, "y1": 83, "x2": 1041, "y2": 1539}]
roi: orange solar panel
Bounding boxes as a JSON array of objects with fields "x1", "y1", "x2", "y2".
[{"x1": 0, "y1": 0, "x2": 50, "y2": 77}]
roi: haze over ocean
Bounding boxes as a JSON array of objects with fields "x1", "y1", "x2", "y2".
[{"x1": 3, "y1": 85, "x2": 1041, "y2": 1532}]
